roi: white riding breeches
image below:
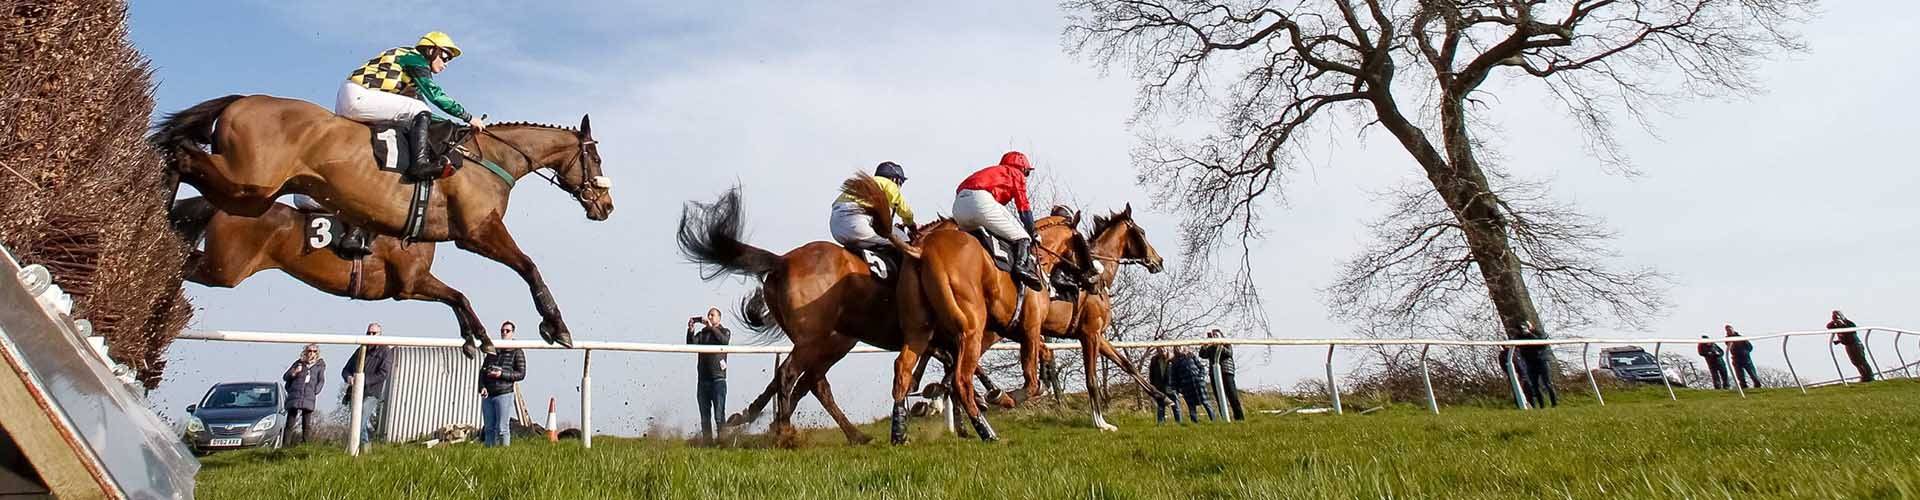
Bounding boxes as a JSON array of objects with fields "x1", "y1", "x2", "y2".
[
  {"x1": 953, "y1": 189, "x2": 1028, "y2": 242},
  {"x1": 334, "y1": 81, "x2": 432, "y2": 122},
  {"x1": 830, "y1": 201, "x2": 899, "y2": 248}
]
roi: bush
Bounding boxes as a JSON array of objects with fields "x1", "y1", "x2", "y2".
[{"x1": 0, "y1": 0, "x2": 192, "y2": 389}]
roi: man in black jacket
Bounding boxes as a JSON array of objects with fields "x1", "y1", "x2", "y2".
[
  {"x1": 687, "y1": 307, "x2": 731, "y2": 443},
  {"x1": 1170, "y1": 347, "x2": 1216, "y2": 423},
  {"x1": 281, "y1": 344, "x2": 325, "y2": 446},
  {"x1": 1198, "y1": 329, "x2": 1245, "y2": 421},
  {"x1": 1147, "y1": 348, "x2": 1183, "y2": 425},
  {"x1": 1698, "y1": 335, "x2": 1729, "y2": 390},
  {"x1": 1725, "y1": 325, "x2": 1760, "y2": 389},
  {"x1": 479, "y1": 321, "x2": 527, "y2": 447},
  {"x1": 342, "y1": 322, "x2": 393, "y2": 451}
]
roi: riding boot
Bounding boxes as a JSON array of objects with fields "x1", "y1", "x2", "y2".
[
  {"x1": 406, "y1": 111, "x2": 438, "y2": 181},
  {"x1": 1010, "y1": 238, "x2": 1043, "y2": 290}
]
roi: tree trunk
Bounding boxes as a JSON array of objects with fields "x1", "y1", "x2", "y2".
[{"x1": 1430, "y1": 98, "x2": 1543, "y2": 340}]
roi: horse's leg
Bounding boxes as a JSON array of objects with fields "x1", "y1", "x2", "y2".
[
  {"x1": 734, "y1": 365, "x2": 783, "y2": 426},
  {"x1": 808, "y1": 375, "x2": 873, "y2": 445},
  {"x1": 1014, "y1": 293, "x2": 1047, "y2": 402},
  {"x1": 1081, "y1": 336, "x2": 1117, "y2": 432},
  {"x1": 953, "y1": 327, "x2": 998, "y2": 442},
  {"x1": 399, "y1": 272, "x2": 490, "y2": 359},
  {"x1": 454, "y1": 218, "x2": 572, "y2": 347},
  {"x1": 1098, "y1": 336, "x2": 1162, "y2": 402}
]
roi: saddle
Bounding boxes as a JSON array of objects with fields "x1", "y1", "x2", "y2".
[
  {"x1": 366, "y1": 119, "x2": 471, "y2": 182},
  {"x1": 968, "y1": 229, "x2": 1081, "y2": 298},
  {"x1": 856, "y1": 247, "x2": 901, "y2": 280},
  {"x1": 967, "y1": 229, "x2": 1016, "y2": 274}
]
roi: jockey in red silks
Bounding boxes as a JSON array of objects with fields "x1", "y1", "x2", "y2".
[{"x1": 954, "y1": 151, "x2": 1043, "y2": 289}]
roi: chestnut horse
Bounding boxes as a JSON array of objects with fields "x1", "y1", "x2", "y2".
[
  {"x1": 168, "y1": 197, "x2": 491, "y2": 357},
  {"x1": 151, "y1": 95, "x2": 612, "y2": 348},
  {"x1": 1028, "y1": 205, "x2": 1166, "y2": 431},
  {"x1": 675, "y1": 178, "x2": 1079, "y2": 446}
]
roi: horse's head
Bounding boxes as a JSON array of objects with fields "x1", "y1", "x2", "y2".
[
  {"x1": 1090, "y1": 203, "x2": 1163, "y2": 273},
  {"x1": 565, "y1": 115, "x2": 613, "y2": 221}
]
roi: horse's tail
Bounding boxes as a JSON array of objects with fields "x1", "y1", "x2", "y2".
[
  {"x1": 737, "y1": 287, "x2": 787, "y2": 344},
  {"x1": 677, "y1": 186, "x2": 786, "y2": 281},
  {"x1": 167, "y1": 196, "x2": 216, "y2": 247},
  {"x1": 150, "y1": 94, "x2": 243, "y2": 160},
  {"x1": 839, "y1": 173, "x2": 920, "y2": 258}
]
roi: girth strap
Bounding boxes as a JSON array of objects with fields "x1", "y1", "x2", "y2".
[
  {"x1": 403, "y1": 180, "x2": 432, "y2": 241},
  {"x1": 348, "y1": 257, "x2": 365, "y2": 298}
]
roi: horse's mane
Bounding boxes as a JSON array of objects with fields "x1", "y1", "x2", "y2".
[
  {"x1": 1091, "y1": 208, "x2": 1132, "y2": 237},
  {"x1": 490, "y1": 121, "x2": 578, "y2": 132}
]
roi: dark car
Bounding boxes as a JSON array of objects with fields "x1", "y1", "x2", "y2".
[
  {"x1": 182, "y1": 382, "x2": 284, "y2": 454},
  {"x1": 1598, "y1": 346, "x2": 1673, "y2": 384}
]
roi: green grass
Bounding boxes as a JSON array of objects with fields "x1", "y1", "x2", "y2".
[{"x1": 197, "y1": 381, "x2": 1920, "y2": 499}]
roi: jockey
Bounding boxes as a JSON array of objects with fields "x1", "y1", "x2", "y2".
[
  {"x1": 831, "y1": 162, "x2": 916, "y2": 273},
  {"x1": 954, "y1": 151, "x2": 1042, "y2": 289},
  {"x1": 335, "y1": 31, "x2": 487, "y2": 181}
]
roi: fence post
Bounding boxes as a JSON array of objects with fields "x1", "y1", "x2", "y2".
[
  {"x1": 1325, "y1": 345, "x2": 1342, "y2": 415},
  {"x1": 580, "y1": 349, "x2": 592, "y2": 449},
  {"x1": 1827, "y1": 333, "x2": 1850, "y2": 386},
  {"x1": 1504, "y1": 346, "x2": 1529, "y2": 410},
  {"x1": 1582, "y1": 342, "x2": 1604, "y2": 406},
  {"x1": 1894, "y1": 331, "x2": 1912, "y2": 379},
  {"x1": 1210, "y1": 343, "x2": 1230, "y2": 423},
  {"x1": 1864, "y1": 329, "x2": 1883, "y2": 379},
  {"x1": 1654, "y1": 342, "x2": 1676, "y2": 401},
  {"x1": 1783, "y1": 335, "x2": 1807, "y2": 395},
  {"x1": 1418, "y1": 344, "x2": 1438, "y2": 415},
  {"x1": 346, "y1": 345, "x2": 366, "y2": 457}
]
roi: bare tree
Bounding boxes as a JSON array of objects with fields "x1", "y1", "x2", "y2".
[{"x1": 1064, "y1": 0, "x2": 1814, "y2": 339}]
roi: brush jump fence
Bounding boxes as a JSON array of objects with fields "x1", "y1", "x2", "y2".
[{"x1": 176, "y1": 326, "x2": 1915, "y2": 456}]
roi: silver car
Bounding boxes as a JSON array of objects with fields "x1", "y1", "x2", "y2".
[{"x1": 182, "y1": 382, "x2": 284, "y2": 454}]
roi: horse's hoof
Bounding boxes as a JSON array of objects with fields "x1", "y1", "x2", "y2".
[
  {"x1": 1097, "y1": 422, "x2": 1119, "y2": 432},
  {"x1": 460, "y1": 344, "x2": 479, "y2": 360},
  {"x1": 994, "y1": 394, "x2": 1017, "y2": 409},
  {"x1": 539, "y1": 322, "x2": 574, "y2": 348}
]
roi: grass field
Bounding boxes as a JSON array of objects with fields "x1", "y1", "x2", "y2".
[{"x1": 197, "y1": 380, "x2": 1920, "y2": 499}]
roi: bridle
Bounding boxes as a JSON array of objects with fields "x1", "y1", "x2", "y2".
[{"x1": 473, "y1": 127, "x2": 607, "y2": 204}]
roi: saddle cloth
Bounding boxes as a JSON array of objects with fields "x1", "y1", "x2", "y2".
[
  {"x1": 299, "y1": 211, "x2": 372, "y2": 259},
  {"x1": 365, "y1": 119, "x2": 467, "y2": 179}
]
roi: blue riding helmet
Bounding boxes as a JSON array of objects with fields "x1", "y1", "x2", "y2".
[{"x1": 875, "y1": 161, "x2": 907, "y2": 184}]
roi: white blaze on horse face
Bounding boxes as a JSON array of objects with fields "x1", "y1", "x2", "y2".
[{"x1": 591, "y1": 176, "x2": 612, "y2": 189}]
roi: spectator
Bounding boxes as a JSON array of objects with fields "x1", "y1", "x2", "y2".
[
  {"x1": 1725, "y1": 325, "x2": 1759, "y2": 389},
  {"x1": 1169, "y1": 347, "x2": 1216, "y2": 422},
  {"x1": 341, "y1": 322, "x2": 393, "y2": 452},
  {"x1": 1517, "y1": 344, "x2": 1559, "y2": 408},
  {"x1": 1828, "y1": 310, "x2": 1873, "y2": 382},
  {"x1": 1147, "y1": 348, "x2": 1183, "y2": 425},
  {"x1": 280, "y1": 343, "x2": 325, "y2": 446},
  {"x1": 1697, "y1": 335, "x2": 1729, "y2": 390},
  {"x1": 478, "y1": 321, "x2": 526, "y2": 447},
  {"x1": 687, "y1": 307, "x2": 731, "y2": 443},
  {"x1": 1198, "y1": 329, "x2": 1245, "y2": 421}
]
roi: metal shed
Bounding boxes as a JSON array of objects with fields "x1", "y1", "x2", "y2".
[{"x1": 377, "y1": 347, "x2": 482, "y2": 443}]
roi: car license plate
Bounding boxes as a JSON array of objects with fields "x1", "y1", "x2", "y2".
[{"x1": 209, "y1": 438, "x2": 243, "y2": 447}]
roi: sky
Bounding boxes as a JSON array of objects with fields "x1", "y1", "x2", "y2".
[{"x1": 131, "y1": 1, "x2": 1920, "y2": 436}]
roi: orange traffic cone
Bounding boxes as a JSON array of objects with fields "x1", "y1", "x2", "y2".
[{"x1": 546, "y1": 397, "x2": 558, "y2": 443}]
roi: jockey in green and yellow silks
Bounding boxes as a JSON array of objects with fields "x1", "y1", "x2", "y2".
[{"x1": 334, "y1": 31, "x2": 486, "y2": 180}]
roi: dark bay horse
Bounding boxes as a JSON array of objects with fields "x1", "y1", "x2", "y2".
[
  {"x1": 152, "y1": 95, "x2": 612, "y2": 347},
  {"x1": 675, "y1": 178, "x2": 1080, "y2": 446},
  {"x1": 168, "y1": 197, "x2": 491, "y2": 357},
  {"x1": 1030, "y1": 205, "x2": 1165, "y2": 431}
]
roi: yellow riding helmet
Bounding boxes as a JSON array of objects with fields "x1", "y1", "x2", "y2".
[{"x1": 416, "y1": 31, "x2": 462, "y2": 59}]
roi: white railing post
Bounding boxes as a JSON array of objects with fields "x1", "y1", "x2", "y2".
[
  {"x1": 1210, "y1": 344, "x2": 1230, "y2": 423},
  {"x1": 1894, "y1": 331, "x2": 1912, "y2": 379},
  {"x1": 1864, "y1": 329, "x2": 1883, "y2": 378},
  {"x1": 1504, "y1": 346, "x2": 1529, "y2": 410},
  {"x1": 347, "y1": 347, "x2": 366, "y2": 457},
  {"x1": 580, "y1": 349, "x2": 592, "y2": 449},
  {"x1": 1582, "y1": 342, "x2": 1603, "y2": 406},
  {"x1": 1783, "y1": 335, "x2": 1807, "y2": 395},
  {"x1": 1827, "y1": 333, "x2": 1850, "y2": 386},
  {"x1": 1418, "y1": 344, "x2": 1438, "y2": 415},
  {"x1": 1325, "y1": 345, "x2": 1342, "y2": 415},
  {"x1": 1654, "y1": 343, "x2": 1676, "y2": 401}
]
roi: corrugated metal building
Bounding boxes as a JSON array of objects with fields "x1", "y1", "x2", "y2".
[{"x1": 378, "y1": 346, "x2": 482, "y2": 442}]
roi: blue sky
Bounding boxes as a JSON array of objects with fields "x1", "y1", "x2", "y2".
[{"x1": 134, "y1": 1, "x2": 1920, "y2": 435}]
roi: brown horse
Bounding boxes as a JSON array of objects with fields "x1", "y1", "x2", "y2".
[
  {"x1": 151, "y1": 95, "x2": 612, "y2": 347},
  {"x1": 866, "y1": 181, "x2": 1085, "y2": 444},
  {"x1": 676, "y1": 178, "x2": 1079, "y2": 446},
  {"x1": 168, "y1": 196, "x2": 492, "y2": 357},
  {"x1": 1029, "y1": 205, "x2": 1165, "y2": 431}
]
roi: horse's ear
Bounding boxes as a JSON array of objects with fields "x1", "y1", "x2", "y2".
[
  {"x1": 579, "y1": 114, "x2": 592, "y2": 137},
  {"x1": 1120, "y1": 203, "x2": 1133, "y2": 219}
]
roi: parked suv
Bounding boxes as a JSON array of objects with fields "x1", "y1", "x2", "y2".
[
  {"x1": 182, "y1": 382, "x2": 283, "y2": 454},
  {"x1": 1598, "y1": 346, "x2": 1671, "y2": 384}
]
